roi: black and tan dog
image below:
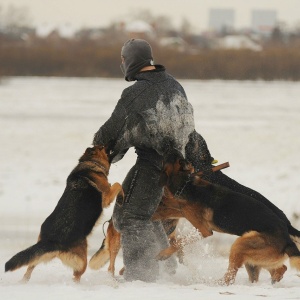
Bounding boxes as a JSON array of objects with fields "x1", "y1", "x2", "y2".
[
  {"x1": 5, "y1": 145, "x2": 124, "y2": 282},
  {"x1": 89, "y1": 218, "x2": 180, "y2": 276},
  {"x1": 156, "y1": 152, "x2": 300, "y2": 285}
]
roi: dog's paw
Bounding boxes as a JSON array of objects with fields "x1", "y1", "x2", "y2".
[
  {"x1": 270, "y1": 265, "x2": 287, "y2": 284},
  {"x1": 221, "y1": 271, "x2": 236, "y2": 286},
  {"x1": 156, "y1": 249, "x2": 173, "y2": 261},
  {"x1": 216, "y1": 277, "x2": 232, "y2": 286}
]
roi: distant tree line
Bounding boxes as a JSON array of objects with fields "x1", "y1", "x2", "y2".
[
  {"x1": 1, "y1": 39, "x2": 300, "y2": 80},
  {"x1": 1, "y1": 5, "x2": 300, "y2": 80}
]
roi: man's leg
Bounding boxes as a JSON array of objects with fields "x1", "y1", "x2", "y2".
[
  {"x1": 113, "y1": 161, "x2": 168, "y2": 282},
  {"x1": 152, "y1": 220, "x2": 178, "y2": 275},
  {"x1": 120, "y1": 219, "x2": 160, "y2": 282}
]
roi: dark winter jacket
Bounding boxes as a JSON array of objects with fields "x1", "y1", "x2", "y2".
[{"x1": 93, "y1": 65, "x2": 213, "y2": 169}]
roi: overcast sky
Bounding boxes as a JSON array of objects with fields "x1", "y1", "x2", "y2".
[{"x1": 1, "y1": 0, "x2": 299, "y2": 31}]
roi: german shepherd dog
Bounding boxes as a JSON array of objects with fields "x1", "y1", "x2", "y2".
[
  {"x1": 5, "y1": 145, "x2": 124, "y2": 282},
  {"x1": 89, "y1": 218, "x2": 180, "y2": 276},
  {"x1": 157, "y1": 152, "x2": 300, "y2": 285}
]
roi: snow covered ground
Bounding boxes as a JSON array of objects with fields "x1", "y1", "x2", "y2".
[{"x1": 1, "y1": 77, "x2": 300, "y2": 299}]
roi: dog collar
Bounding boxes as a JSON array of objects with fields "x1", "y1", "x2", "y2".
[{"x1": 89, "y1": 161, "x2": 109, "y2": 176}]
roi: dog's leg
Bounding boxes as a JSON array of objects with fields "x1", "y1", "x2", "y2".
[
  {"x1": 59, "y1": 240, "x2": 87, "y2": 283},
  {"x1": 163, "y1": 219, "x2": 184, "y2": 264},
  {"x1": 177, "y1": 246, "x2": 185, "y2": 264},
  {"x1": 269, "y1": 265, "x2": 287, "y2": 284},
  {"x1": 222, "y1": 233, "x2": 266, "y2": 285},
  {"x1": 168, "y1": 234, "x2": 184, "y2": 264},
  {"x1": 119, "y1": 267, "x2": 125, "y2": 275},
  {"x1": 157, "y1": 246, "x2": 177, "y2": 260},
  {"x1": 22, "y1": 265, "x2": 35, "y2": 283},
  {"x1": 222, "y1": 236, "x2": 245, "y2": 285},
  {"x1": 73, "y1": 240, "x2": 87, "y2": 283},
  {"x1": 107, "y1": 223, "x2": 121, "y2": 276},
  {"x1": 156, "y1": 237, "x2": 182, "y2": 260},
  {"x1": 102, "y1": 183, "x2": 124, "y2": 208},
  {"x1": 20, "y1": 237, "x2": 58, "y2": 283},
  {"x1": 222, "y1": 231, "x2": 287, "y2": 285},
  {"x1": 245, "y1": 263, "x2": 261, "y2": 283},
  {"x1": 157, "y1": 231, "x2": 204, "y2": 261},
  {"x1": 152, "y1": 208, "x2": 182, "y2": 220},
  {"x1": 21, "y1": 252, "x2": 58, "y2": 283},
  {"x1": 20, "y1": 234, "x2": 41, "y2": 283}
]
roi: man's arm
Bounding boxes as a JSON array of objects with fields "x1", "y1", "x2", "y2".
[{"x1": 93, "y1": 99, "x2": 127, "y2": 150}]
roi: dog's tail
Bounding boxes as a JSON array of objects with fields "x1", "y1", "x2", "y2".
[
  {"x1": 5, "y1": 241, "x2": 58, "y2": 272},
  {"x1": 89, "y1": 238, "x2": 110, "y2": 270},
  {"x1": 285, "y1": 240, "x2": 300, "y2": 271},
  {"x1": 288, "y1": 224, "x2": 300, "y2": 250}
]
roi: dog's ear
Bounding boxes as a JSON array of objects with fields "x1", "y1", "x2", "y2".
[
  {"x1": 85, "y1": 147, "x2": 95, "y2": 155},
  {"x1": 79, "y1": 147, "x2": 94, "y2": 162}
]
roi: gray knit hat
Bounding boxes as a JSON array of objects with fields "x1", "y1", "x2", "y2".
[{"x1": 120, "y1": 39, "x2": 154, "y2": 81}]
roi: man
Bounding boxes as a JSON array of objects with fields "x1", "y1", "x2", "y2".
[
  {"x1": 93, "y1": 38, "x2": 201, "y2": 282},
  {"x1": 93, "y1": 38, "x2": 290, "y2": 282}
]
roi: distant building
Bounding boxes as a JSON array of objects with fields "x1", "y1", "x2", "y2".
[
  {"x1": 251, "y1": 10, "x2": 277, "y2": 35},
  {"x1": 209, "y1": 9, "x2": 235, "y2": 33}
]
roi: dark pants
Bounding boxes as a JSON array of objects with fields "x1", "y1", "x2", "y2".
[{"x1": 112, "y1": 150, "x2": 172, "y2": 282}]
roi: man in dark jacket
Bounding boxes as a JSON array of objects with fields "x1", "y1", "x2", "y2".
[
  {"x1": 93, "y1": 39, "x2": 288, "y2": 282},
  {"x1": 93, "y1": 39, "x2": 198, "y2": 282}
]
